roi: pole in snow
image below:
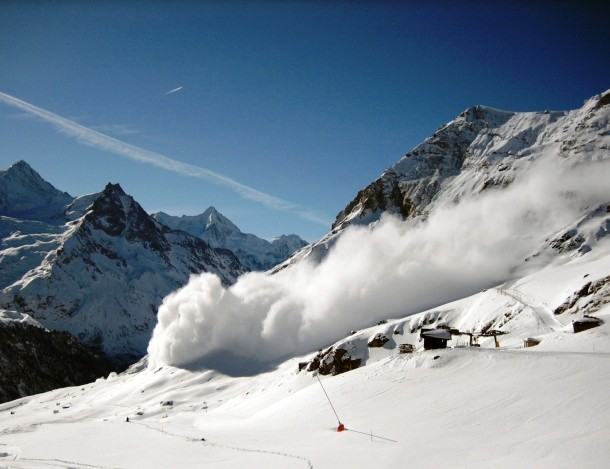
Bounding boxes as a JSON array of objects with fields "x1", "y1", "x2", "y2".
[{"x1": 315, "y1": 373, "x2": 345, "y2": 431}]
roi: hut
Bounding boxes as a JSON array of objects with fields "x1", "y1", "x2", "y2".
[
  {"x1": 573, "y1": 316, "x2": 603, "y2": 333},
  {"x1": 420, "y1": 328, "x2": 452, "y2": 350},
  {"x1": 523, "y1": 337, "x2": 541, "y2": 348}
]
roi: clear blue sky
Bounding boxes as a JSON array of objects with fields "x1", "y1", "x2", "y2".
[{"x1": 1, "y1": 1, "x2": 608, "y2": 241}]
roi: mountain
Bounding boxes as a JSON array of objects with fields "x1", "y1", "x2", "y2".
[
  {"x1": 152, "y1": 208, "x2": 308, "y2": 271},
  {"x1": 1, "y1": 233, "x2": 609, "y2": 466},
  {"x1": 0, "y1": 162, "x2": 247, "y2": 363},
  {"x1": 0, "y1": 160, "x2": 73, "y2": 222},
  {"x1": 1, "y1": 91, "x2": 609, "y2": 467},
  {"x1": 146, "y1": 90, "x2": 610, "y2": 372},
  {"x1": 275, "y1": 90, "x2": 610, "y2": 271}
]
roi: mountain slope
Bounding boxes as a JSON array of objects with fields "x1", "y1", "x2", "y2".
[
  {"x1": 0, "y1": 311, "x2": 112, "y2": 403},
  {"x1": 148, "y1": 90, "x2": 610, "y2": 372},
  {"x1": 0, "y1": 164, "x2": 247, "y2": 362},
  {"x1": 1, "y1": 250, "x2": 609, "y2": 466},
  {"x1": 2, "y1": 92, "x2": 610, "y2": 467},
  {"x1": 276, "y1": 90, "x2": 610, "y2": 271},
  {"x1": 153, "y1": 208, "x2": 308, "y2": 271}
]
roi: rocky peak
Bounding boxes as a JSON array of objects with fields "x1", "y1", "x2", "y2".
[
  {"x1": 201, "y1": 206, "x2": 240, "y2": 242},
  {"x1": 0, "y1": 160, "x2": 73, "y2": 221},
  {"x1": 152, "y1": 208, "x2": 307, "y2": 271},
  {"x1": 87, "y1": 183, "x2": 169, "y2": 252}
]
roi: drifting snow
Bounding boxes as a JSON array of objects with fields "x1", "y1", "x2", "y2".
[
  {"x1": 148, "y1": 155, "x2": 610, "y2": 369},
  {"x1": 2, "y1": 295, "x2": 610, "y2": 468}
]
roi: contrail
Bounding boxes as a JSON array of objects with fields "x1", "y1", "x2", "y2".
[
  {"x1": 0, "y1": 91, "x2": 330, "y2": 226},
  {"x1": 165, "y1": 86, "x2": 183, "y2": 95}
]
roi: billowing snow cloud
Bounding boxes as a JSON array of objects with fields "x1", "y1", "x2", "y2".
[{"x1": 147, "y1": 156, "x2": 610, "y2": 370}]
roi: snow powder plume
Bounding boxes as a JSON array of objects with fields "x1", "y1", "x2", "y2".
[{"x1": 147, "y1": 156, "x2": 610, "y2": 371}]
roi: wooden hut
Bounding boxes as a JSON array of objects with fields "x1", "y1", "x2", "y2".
[
  {"x1": 420, "y1": 328, "x2": 452, "y2": 350},
  {"x1": 523, "y1": 337, "x2": 541, "y2": 348}
]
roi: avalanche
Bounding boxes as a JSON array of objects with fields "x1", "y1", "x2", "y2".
[
  {"x1": 2, "y1": 91, "x2": 610, "y2": 468},
  {"x1": 1, "y1": 251, "x2": 609, "y2": 467}
]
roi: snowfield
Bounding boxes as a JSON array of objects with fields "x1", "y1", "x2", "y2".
[
  {"x1": 3, "y1": 92, "x2": 610, "y2": 467},
  {"x1": 1, "y1": 246, "x2": 609, "y2": 468}
]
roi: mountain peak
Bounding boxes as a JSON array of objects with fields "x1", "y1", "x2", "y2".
[
  {"x1": 10, "y1": 159, "x2": 34, "y2": 171},
  {"x1": 201, "y1": 206, "x2": 238, "y2": 231},
  {"x1": 102, "y1": 182, "x2": 126, "y2": 196},
  {"x1": 0, "y1": 160, "x2": 73, "y2": 221},
  {"x1": 153, "y1": 208, "x2": 308, "y2": 271}
]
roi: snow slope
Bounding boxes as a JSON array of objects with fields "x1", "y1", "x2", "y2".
[
  {"x1": 1, "y1": 250, "x2": 609, "y2": 468},
  {"x1": 2, "y1": 92, "x2": 610, "y2": 467}
]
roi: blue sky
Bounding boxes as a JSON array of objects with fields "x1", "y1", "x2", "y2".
[{"x1": 1, "y1": 1, "x2": 608, "y2": 241}]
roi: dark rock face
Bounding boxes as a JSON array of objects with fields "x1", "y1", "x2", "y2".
[
  {"x1": 304, "y1": 346, "x2": 362, "y2": 376},
  {"x1": 333, "y1": 106, "x2": 499, "y2": 231},
  {"x1": 367, "y1": 334, "x2": 390, "y2": 348},
  {"x1": 553, "y1": 275, "x2": 610, "y2": 316},
  {"x1": 0, "y1": 322, "x2": 113, "y2": 404},
  {"x1": 89, "y1": 184, "x2": 170, "y2": 253}
]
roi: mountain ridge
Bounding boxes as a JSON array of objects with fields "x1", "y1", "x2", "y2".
[
  {"x1": 152, "y1": 209, "x2": 308, "y2": 271},
  {"x1": 274, "y1": 90, "x2": 610, "y2": 272},
  {"x1": 1, "y1": 92, "x2": 610, "y2": 465},
  {"x1": 0, "y1": 173, "x2": 248, "y2": 361}
]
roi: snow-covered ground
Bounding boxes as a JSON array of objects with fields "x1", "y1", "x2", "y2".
[
  {"x1": 3, "y1": 93, "x2": 609, "y2": 468},
  {"x1": 2, "y1": 247, "x2": 609, "y2": 468}
]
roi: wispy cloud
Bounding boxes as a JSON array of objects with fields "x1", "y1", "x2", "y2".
[
  {"x1": 0, "y1": 91, "x2": 330, "y2": 226},
  {"x1": 165, "y1": 86, "x2": 183, "y2": 95},
  {"x1": 92, "y1": 123, "x2": 139, "y2": 136}
]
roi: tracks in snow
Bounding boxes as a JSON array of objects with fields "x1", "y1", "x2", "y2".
[
  {"x1": 128, "y1": 419, "x2": 314, "y2": 469},
  {"x1": 495, "y1": 287, "x2": 565, "y2": 332}
]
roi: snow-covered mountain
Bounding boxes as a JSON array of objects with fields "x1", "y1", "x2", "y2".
[
  {"x1": 152, "y1": 208, "x2": 308, "y2": 271},
  {"x1": 0, "y1": 162, "x2": 247, "y2": 362},
  {"x1": 275, "y1": 90, "x2": 610, "y2": 271},
  {"x1": 1, "y1": 212, "x2": 609, "y2": 467},
  {"x1": 1, "y1": 91, "x2": 610, "y2": 467}
]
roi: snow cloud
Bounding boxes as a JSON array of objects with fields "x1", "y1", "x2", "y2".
[{"x1": 148, "y1": 155, "x2": 610, "y2": 371}]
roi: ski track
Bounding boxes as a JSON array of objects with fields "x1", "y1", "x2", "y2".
[
  {"x1": 128, "y1": 419, "x2": 314, "y2": 469},
  {"x1": 6, "y1": 457, "x2": 124, "y2": 469},
  {"x1": 496, "y1": 287, "x2": 565, "y2": 331}
]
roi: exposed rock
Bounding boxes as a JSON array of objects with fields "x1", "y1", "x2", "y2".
[
  {"x1": 398, "y1": 343, "x2": 415, "y2": 354},
  {"x1": 554, "y1": 276, "x2": 610, "y2": 316},
  {"x1": 0, "y1": 321, "x2": 113, "y2": 404},
  {"x1": 304, "y1": 346, "x2": 362, "y2": 376},
  {"x1": 367, "y1": 334, "x2": 390, "y2": 348}
]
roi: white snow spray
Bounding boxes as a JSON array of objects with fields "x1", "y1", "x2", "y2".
[{"x1": 147, "y1": 156, "x2": 610, "y2": 371}]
